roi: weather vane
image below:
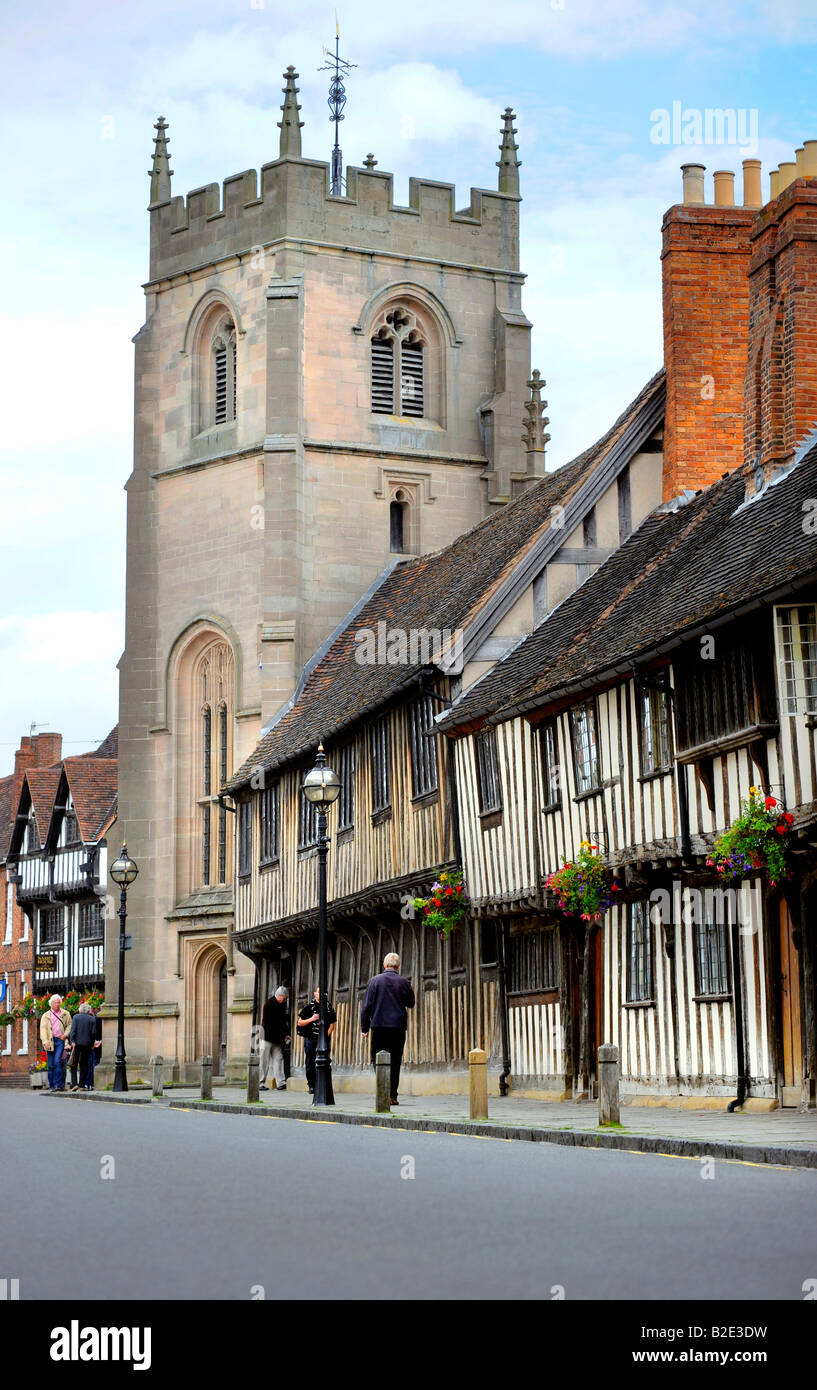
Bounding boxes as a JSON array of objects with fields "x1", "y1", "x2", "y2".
[{"x1": 319, "y1": 17, "x2": 356, "y2": 195}]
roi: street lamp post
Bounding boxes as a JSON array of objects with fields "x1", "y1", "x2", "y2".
[
  {"x1": 109, "y1": 843, "x2": 138, "y2": 1093},
  {"x1": 302, "y1": 743, "x2": 341, "y2": 1106}
]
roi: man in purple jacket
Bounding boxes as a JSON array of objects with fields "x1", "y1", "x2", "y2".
[{"x1": 360, "y1": 952, "x2": 416, "y2": 1104}]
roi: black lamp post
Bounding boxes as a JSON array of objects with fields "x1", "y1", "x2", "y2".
[
  {"x1": 302, "y1": 743, "x2": 341, "y2": 1106},
  {"x1": 109, "y1": 843, "x2": 138, "y2": 1093}
]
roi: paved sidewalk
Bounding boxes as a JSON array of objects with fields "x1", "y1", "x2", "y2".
[{"x1": 145, "y1": 1084, "x2": 817, "y2": 1167}]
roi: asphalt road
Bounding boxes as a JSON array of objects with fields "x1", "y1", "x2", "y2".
[{"x1": 3, "y1": 1093, "x2": 815, "y2": 1300}]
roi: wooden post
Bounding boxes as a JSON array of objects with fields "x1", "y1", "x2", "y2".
[
  {"x1": 375, "y1": 1050, "x2": 391, "y2": 1113},
  {"x1": 150, "y1": 1055, "x2": 163, "y2": 1098},
  {"x1": 247, "y1": 1052, "x2": 260, "y2": 1103},
  {"x1": 598, "y1": 1043, "x2": 620, "y2": 1125},
  {"x1": 200, "y1": 1055, "x2": 213, "y2": 1101},
  {"x1": 469, "y1": 1047, "x2": 488, "y2": 1120}
]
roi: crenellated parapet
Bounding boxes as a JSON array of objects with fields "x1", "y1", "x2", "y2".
[{"x1": 146, "y1": 78, "x2": 522, "y2": 283}]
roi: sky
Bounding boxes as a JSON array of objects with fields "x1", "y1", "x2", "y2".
[{"x1": 2, "y1": 0, "x2": 817, "y2": 775}]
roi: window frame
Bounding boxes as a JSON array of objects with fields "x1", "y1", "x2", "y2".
[
  {"x1": 298, "y1": 777, "x2": 319, "y2": 851},
  {"x1": 539, "y1": 718, "x2": 562, "y2": 811},
  {"x1": 77, "y1": 900, "x2": 104, "y2": 944},
  {"x1": 693, "y1": 891, "x2": 732, "y2": 1000},
  {"x1": 260, "y1": 781, "x2": 280, "y2": 866},
  {"x1": 570, "y1": 698, "x2": 601, "y2": 796},
  {"x1": 39, "y1": 906, "x2": 63, "y2": 947},
  {"x1": 638, "y1": 669, "x2": 673, "y2": 777},
  {"x1": 337, "y1": 744, "x2": 355, "y2": 833},
  {"x1": 408, "y1": 694, "x2": 439, "y2": 801},
  {"x1": 626, "y1": 901, "x2": 655, "y2": 1004},
  {"x1": 775, "y1": 603, "x2": 817, "y2": 717},
  {"x1": 238, "y1": 799, "x2": 253, "y2": 879},
  {"x1": 370, "y1": 715, "x2": 392, "y2": 817},
  {"x1": 507, "y1": 929, "x2": 559, "y2": 997},
  {"x1": 475, "y1": 728, "x2": 502, "y2": 816}
]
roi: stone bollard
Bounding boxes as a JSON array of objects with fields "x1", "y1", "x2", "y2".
[
  {"x1": 598, "y1": 1043, "x2": 620, "y2": 1126},
  {"x1": 200, "y1": 1055, "x2": 213, "y2": 1101},
  {"x1": 247, "y1": 1052, "x2": 260, "y2": 1103},
  {"x1": 375, "y1": 1050, "x2": 391, "y2": 1113},
  {"x1": 151, "y1": 1055, "x2": 164, "y2": 1098},
  {"x1": 469, "y1": 1047, "x2": 488, "y2": 1120}
]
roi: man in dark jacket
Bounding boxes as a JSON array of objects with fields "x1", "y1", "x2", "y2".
[
  {"x1": 260, "y1": 987, "x2": 290, "y2": 1091},
  {"x1": 360, "y1": 953, "x2": 415, "y2": 1104},
  {"x1": 68, "y1": 1003, "x2": 97, "y2": 1091}
]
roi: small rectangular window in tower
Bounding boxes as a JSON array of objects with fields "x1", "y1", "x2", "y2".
[
  {"x1": 371, "y1": 338, "x2": 395, "y2": 413},
  {"x1": 400, "y1": 341, "x2": 424, "y2": 416}
]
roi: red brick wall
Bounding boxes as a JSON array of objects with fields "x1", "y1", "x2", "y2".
[
  {"x1": 745, "y1": 180, "x2": 817, "y2": 476},
  {"x1": 661, "y1": 204, "x2": 755, "y2": 501}
]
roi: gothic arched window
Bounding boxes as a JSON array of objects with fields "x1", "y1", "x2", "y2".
[
  {"x1": 193, "y1": 640, "x2": 234, "y2": 890},
  {"x1": 371, "y1": 305, "x2": 425, "y2": 417}
]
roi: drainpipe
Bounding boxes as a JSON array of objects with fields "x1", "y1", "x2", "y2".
[
  {"x1": 726, "y1": 911, "x2": 748, "y2": 1112},
  {"x1": 496, "y1": 918, "x2": 511, "y2": 1096}
]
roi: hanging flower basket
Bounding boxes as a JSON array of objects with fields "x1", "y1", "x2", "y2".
[
  {"x1": 6, "y1": 991, "x2": 105, "y2": 1025},
  {"x1": 413, "y1": 869, "x2": 470, "y2": 939},
  {"x1": 545, "y1": 841, "x2": 619, "y2": 922},
  {"x1": 708, "y1": 787, "x2": 793, "y2": 887}
]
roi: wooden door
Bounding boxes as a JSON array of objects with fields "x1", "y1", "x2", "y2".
[{"x1": 779, "y1": 900, "x2": 803, "y2": 1107}]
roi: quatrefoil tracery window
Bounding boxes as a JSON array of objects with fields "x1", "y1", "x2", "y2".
[{"x1": 371, "y1": 306, "x2": 425, "y2": 417}]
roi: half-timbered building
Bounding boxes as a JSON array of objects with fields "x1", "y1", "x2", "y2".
[
  {"x1": 225, "y1": 375, "x2": 668, "y2": 1090},
  {"x1": 8, "y1": 731, "x2": 117, "y2": 1005},
  {"x1": 440, "y1": 445, "x2": 817, "y2": 1109}
]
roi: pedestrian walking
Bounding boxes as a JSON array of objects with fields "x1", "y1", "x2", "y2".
[
  {"x1": 360, "y1": 953, "x2": 415, "y2": 1104},
  {"x1": 297, "y1": 986, "x2": 336, "y2": 1094},
  {"x1": 87, "y1": 1007, "x2": 102, "y2": 1090},
  {"x1": 260, "y1": 986, "x2": 291, "y2": 1091},
  {"x1": 40, "y1": 994, "x2": 72, "y2": 1092},
  {"x1": 68, "y1": 1002, "x2": 97, "y2": 1090}
]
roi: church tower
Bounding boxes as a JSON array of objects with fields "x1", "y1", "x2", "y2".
[{"x1": 112, "y1": 70, "x2": 537, "y2": 1080}]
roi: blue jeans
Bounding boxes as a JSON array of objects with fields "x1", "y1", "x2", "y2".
[{"x1": 47, "y1": 1038, "x2": 66, "y2": 1090}]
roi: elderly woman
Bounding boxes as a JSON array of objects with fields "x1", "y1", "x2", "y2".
[
  {"x1": 68, "y1": 1001, "x2": 97, "y2": 1091},
  {"x1": 40, "y1": 994, "x2": 72, "y2": 1092}
]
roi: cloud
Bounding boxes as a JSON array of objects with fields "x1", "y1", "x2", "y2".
[{"x1": 0, "y1": 612, "x2": 122, "y2": 776}]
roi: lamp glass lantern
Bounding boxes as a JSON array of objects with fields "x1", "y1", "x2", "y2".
[
  {"x1": 110, "y1": 845, "x2": 139, "y2": 886},
  {"x1": 302, "y1": 752, "x2": 341, "y2": 810}
]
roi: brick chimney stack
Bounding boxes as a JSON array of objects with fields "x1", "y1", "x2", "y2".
[
  {"x1": 661, "y1": 163, "x2": 756, "y2": 501},
  {"x1": 32, "y1": 732, "x2": 62, "y2": 768},
  {"x1": 745, "y1": 156, "x2": 817, "y2": 494}
]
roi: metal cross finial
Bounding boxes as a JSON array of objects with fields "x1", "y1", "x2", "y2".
[{"x1": 319, "y1": 23, "x2": 356, "y2": 195}]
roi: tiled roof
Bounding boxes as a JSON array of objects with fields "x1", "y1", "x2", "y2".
[
  {"x1": 90, "y1": 726, "x2": 118, "y2": 759},
  {"x1": 228, "y1": 371, "x2": 665, "y2": 791},
  {"x1": 0, "y1": 775, "x2": 15, "y2": 861},
  {"x1": 24, "y1": 769, "x2": 62, "y2": 846},
  {"x1": 62, "y1": 758, "x2": 118, "y2": 843},
  {"x1": 441, "y1": 446, "x2": 817, "y2": 730}
]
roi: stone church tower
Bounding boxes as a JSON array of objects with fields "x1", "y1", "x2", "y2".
[{"x1": 110, "y1": 70, "x2": 540, "y2": 1080}]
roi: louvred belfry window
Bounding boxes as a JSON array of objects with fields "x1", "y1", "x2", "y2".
[
  {"x1": 371, "y1": 306, "x2": 425, "y2": 417},
  {"x1": 213, "y1": 322, "x2": 237, "y2": 425}
]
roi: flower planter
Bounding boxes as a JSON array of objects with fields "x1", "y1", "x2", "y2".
[{"x1": 30, "y1": 1073, "x2": 45, "y2": 1088}]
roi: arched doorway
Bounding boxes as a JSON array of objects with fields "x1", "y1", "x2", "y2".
[{"x1": 190, "y1": 942, "x2": 228, "y2": 1074}]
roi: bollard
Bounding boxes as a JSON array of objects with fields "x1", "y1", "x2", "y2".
[
  {"x1": 247, "y1": 1052, "x2": 260, "y2": 1103},
  {"x1": 151, "y1": 1055, "x2": 164, "y2": 1098},
  {"x1": 200, "y1": 1055, "x2": 213, "y2": 1101},
  {"x1": 375, "y1": 1050, "x2": 391, "y2": 1113},
  {"x1": 598, "y1": 1043, "x2": 620, "y2": 1126},
  {"x1": 469, "y1": 1047, "x2": 488, "y2": 1120}
]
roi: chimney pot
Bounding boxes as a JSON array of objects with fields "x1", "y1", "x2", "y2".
[
  {"x1": 796, "y1": 146, "x2": 806, "y2": 174},
  {"x1": 742, "y1": 158, "x2": 762, "y2": 208},
  {"x1": 681, "y1": 163, "x2": 706, "y2": 206},
  {"x1": 778, "y1": 161, "x2": 798, "y2": 194},
  {"x1": 769, "y1": 167, "x2": 781, "y2": 199},
  {"x1": 713, "y1": 170, "x2": 735, "y2": 207},
  {"x1": 803, "y1": 140, "x2": 817, "y2": 178}
]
